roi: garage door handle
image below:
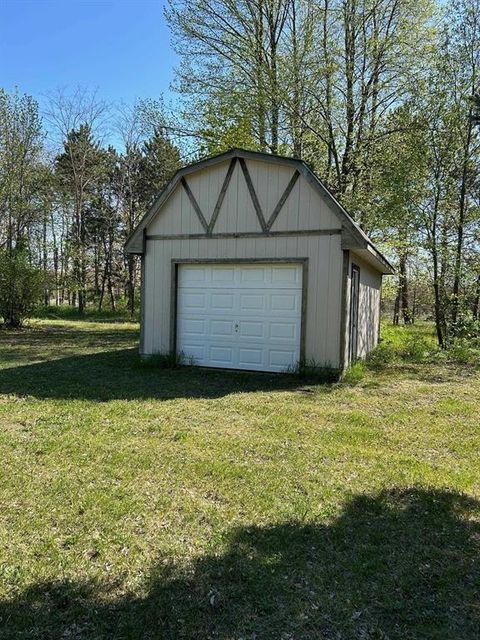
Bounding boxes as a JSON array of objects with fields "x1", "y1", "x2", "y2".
[{"x1": 234, "y1": 322, "x2": 239, "y2": 332}]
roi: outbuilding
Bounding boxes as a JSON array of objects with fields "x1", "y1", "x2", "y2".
[{"x1": 125, "y1": 148, "x2": 393, "y2": 375}]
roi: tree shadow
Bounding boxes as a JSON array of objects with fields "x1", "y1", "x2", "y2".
[
  {"x1": 1, "y1": 488, "x2": 478, "y2": 639},
  {"x1": 0, "y1": 324, "x2": 138, "y2": 367},
  {"x1": 0, "y1": 348, "x2": 324, "y2": 401}
]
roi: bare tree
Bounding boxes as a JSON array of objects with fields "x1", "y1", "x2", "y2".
[
  {"x1": 44, "y1": 87, "x2": 110, "y2": 313},
  {"x1": 114, "y1": 102, "x2": 146, "y2": 314}
]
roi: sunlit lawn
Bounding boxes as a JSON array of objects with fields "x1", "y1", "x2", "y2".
[{"x1": 0, "y1": 317, "x2": 478, "y2": 639}]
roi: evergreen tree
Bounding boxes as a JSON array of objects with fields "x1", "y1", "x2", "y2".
[{"x1": 138, "y1": 129, "x2": 181, "y2": 209}]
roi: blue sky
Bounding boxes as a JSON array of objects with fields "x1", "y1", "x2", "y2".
[{"x1": 0, "y1": 0, "x2": 178, "y2": 107}]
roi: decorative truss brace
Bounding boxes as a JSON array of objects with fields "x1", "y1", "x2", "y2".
[{"x1": 180, "y1": 157, "x2": 300, "y2": 235}]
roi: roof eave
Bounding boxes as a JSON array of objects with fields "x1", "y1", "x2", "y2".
[{"x1": 346, "y1": 243, "x2": 394, "y2": 275}]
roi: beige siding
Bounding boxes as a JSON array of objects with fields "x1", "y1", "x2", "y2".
[
  {"x1": 143, "y1": 234, "x2": 344, "y2": 368},
  {"x1": 246, "y1": 159, "x2": 339, "y2": 231},
  {"x1": 147, "y1": 159, "x2": 341, "y2": 236},
  {"x1": 343, "y1": 253, "x2": 382, "y2": 362},
  {"x1": 141, "y1": 156, "x2": 383, "y2": 371},
  {"x1": 214, "y1": 161, "x2": 261, "y2": 233},
  {"x1": 187, "y1": 160, "x2": 229, "y2": 222},
  {"x1": 148, "y1": 183, "x2": 205, "y2": 235}
]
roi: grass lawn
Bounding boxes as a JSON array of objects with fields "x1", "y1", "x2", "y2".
[{"x1": 0, "y1": 318, "x2": 479, "y2": 639}]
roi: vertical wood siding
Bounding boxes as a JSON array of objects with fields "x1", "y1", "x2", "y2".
[
  {"x1": 141, "y1": 157, "x2": 382, "y2": 369},
  {"x1": 143, "y1": 234, "x2": 344, "y2": 368},
  {"x1": 344, "y1": 253, "x2": 382, "y2": 361},
  {"x1": 147, "y1": 160, "x2": 340, "y2": 237}
]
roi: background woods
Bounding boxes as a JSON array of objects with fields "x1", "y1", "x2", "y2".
[
  {"x1": 0, "y1": 90, "x2": 180, "y2": 324},
  {"x1": 0, "y1": 0, "x2": 479, "y2": 347}
]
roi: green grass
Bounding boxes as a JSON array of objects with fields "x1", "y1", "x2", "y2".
[
  {"x1": 33, "y1": 303, "x2": 140, "y2": 324},
  {"x1": 0, "y1": 318, "x2": 479, "y2": 639},
  {"x1": 373, "y1": 320, "x2": 480, "y2": 366}
]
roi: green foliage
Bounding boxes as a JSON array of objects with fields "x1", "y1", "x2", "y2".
[
  {"x1": 195, "y1": 89, "x2": 262, "y2": 156},
  {"x1": 0, "y1": 88, "x2": 44, "y2": 249},
  {"x1": 441, "y1": 338, "x2": 480, "y2": 366},
  {"x1": 366, "y1": 340, "x2": 398, "y2": 367},
  {"x1": 367, "y1": 323, "x2": 436, "y2": 366},
  {"x1": 368, "y1": 321, "x2": 480, "y2": 368},
  {"x1": 137, "y1": 129, "x2": 181, "y2": 208},
  {"x1": 450, "y1": 313, "x2": 480, "y2": 342},
  {"x1": 342, "y1": 361, "x2": 366, "y2": 384},
  {"x1": 0, "y1": 248, "x2": 44, "y2": 327},
  {"x1": 470, "y1": 90, "x2": 480, "y2": 125},
  {"x1": 34, "y1": 303, "x2": 140, "y2": 324},
  {"x1": 400, "y1": 334, "x2": 433, "y2": 363}
]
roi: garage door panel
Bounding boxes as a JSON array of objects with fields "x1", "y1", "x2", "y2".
[
  {"x1": 182, "y1": 292, "x2": 207, "y2": 310},
  {"x1": 271, "y1": 266, "x2": 301, "y2": 285},
  {"x1": 212, "y1": 267, "x2": 236, "y2": 283},
  {"x1": 269, "y1": 349, "x2": 297, "y2": 368},
  {"x1": 210, "y1": 293, "x2": 235, "y2": 310},
  {"x1": 178, "y1": 343, "x2": 206, "y2": 361},
  {"x1": 270, "y1": 292, "x2": 299, "y2": 312},
  {"x1": 239, "y1": 266, "x2": 266, "y2": 284},
  {"x1": 270, "y1": 322, "x2": 297, "y2": 340},
  {"x1": 210, "y1": 319, "x2": 234, "y2": 337},
  {"x1": 238, "y1": 348, "x2": 264, "y2": 366},
  {"x1": 177, "y1": 263, "x2": 302, "y2": 372},
  {"x1": 239, "y1": 293, "x2": 266, "y2": 311},
  {"x1": 209, "y1": 345, "x2": 234, "y2": 365},
  {"x1": 178, "y1": 266, "x2": 207, "y2": 285},
  {"x1": 177, "y1": 317, "x2": 206, "y2": 337},
  {"x1": 239, "y1": 321, "x2": 264, "y2": 338}
]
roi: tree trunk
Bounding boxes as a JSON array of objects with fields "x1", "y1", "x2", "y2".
[
  {"x1": 254, "y1": 0, "x2": 267, "y2": 150},
  {"x1": 340, "y1": 0, "x2": 357, "y2": 194},
  {"x1": 432, "y1": 237, "x2": 446, "y2": 348},
  {"x1": 451, "y1": 114, "x2": 473, "y2": 332},
  {"x1": 126, "y1": 254, "x2": 136, "y2": 315},
  {"x1": 393, "y1": 289, "x2": 400, "y2": 325},
  {"x1": 473, "y1": 272, "x2": 480, "y2": 323},
  {"x1": 290, "y1": 0, "x2": 302, "y2": 157},
  {"x1": 42, "y1": 217, "x2": 49, "y2": 306},
  {"x1": 399, "y1": 253, "x2": 411, "y2": 325},
  {"x1": 268, "y1": 2, "x2": 279, "y2": 154}
]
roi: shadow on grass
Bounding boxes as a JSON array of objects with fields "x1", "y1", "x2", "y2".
[
  {"x1": 1, "y1": 488, "x2": 478, "y2": 639},
  {"x1": 0, "y1": 323, "x2": 139, "y2": 368},
  {"x1": 0, "y1": 348, "x2": 318, "y2": 401}
]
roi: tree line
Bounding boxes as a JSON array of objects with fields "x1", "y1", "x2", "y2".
[
  {"x1": 167, "y1": 0, "x2": 480, "y2": 346},
  {"x1": 0, "y1": 0, "x2": 479, "y2": 349},
  {"x1": 0, "y1": 89, "x2": 180, "y2": 324}
]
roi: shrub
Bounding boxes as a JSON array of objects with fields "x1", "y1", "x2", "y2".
[
  {"x1": 399, "y1": 334, "x2": 433, "y2": 363},
  {"x1": 442, "y1": 338, "x2": 480, "y2": 366},
  {"x1": 343, "y1": 361, "x2": 366, "y2": 384},
  {"x1": 367, "y1": 322, "x2": 480, "y2": 370},
  {"x1": 366, "y1": 341, "x2": 397, "y2": 367},
  {"x1": 450, "y1": 314, "x2": 480, "y2": 342},
  {"x1": 0, "y1": 248, "x2": 44, "y2": 328}
]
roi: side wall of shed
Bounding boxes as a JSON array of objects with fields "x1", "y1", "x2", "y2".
[
  {"x1": 143, "y1": 234, "x2": 344, "y2": 369},
  {"x1": 343, "y1": 252, "x2": 382, "y2": 363}
]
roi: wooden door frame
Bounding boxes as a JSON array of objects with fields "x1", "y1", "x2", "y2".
[{"x1": 349, "y1": 263, "x2": 360, "y2": 364}]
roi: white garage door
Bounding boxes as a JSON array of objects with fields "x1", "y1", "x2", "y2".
[{"x1": 176, "y1": 263, "x2": 303, "y2": 372}]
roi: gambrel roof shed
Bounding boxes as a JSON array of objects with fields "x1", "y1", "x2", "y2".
[{"x1": 126, "y1": 148, "x2": 393, "y2": 374}]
